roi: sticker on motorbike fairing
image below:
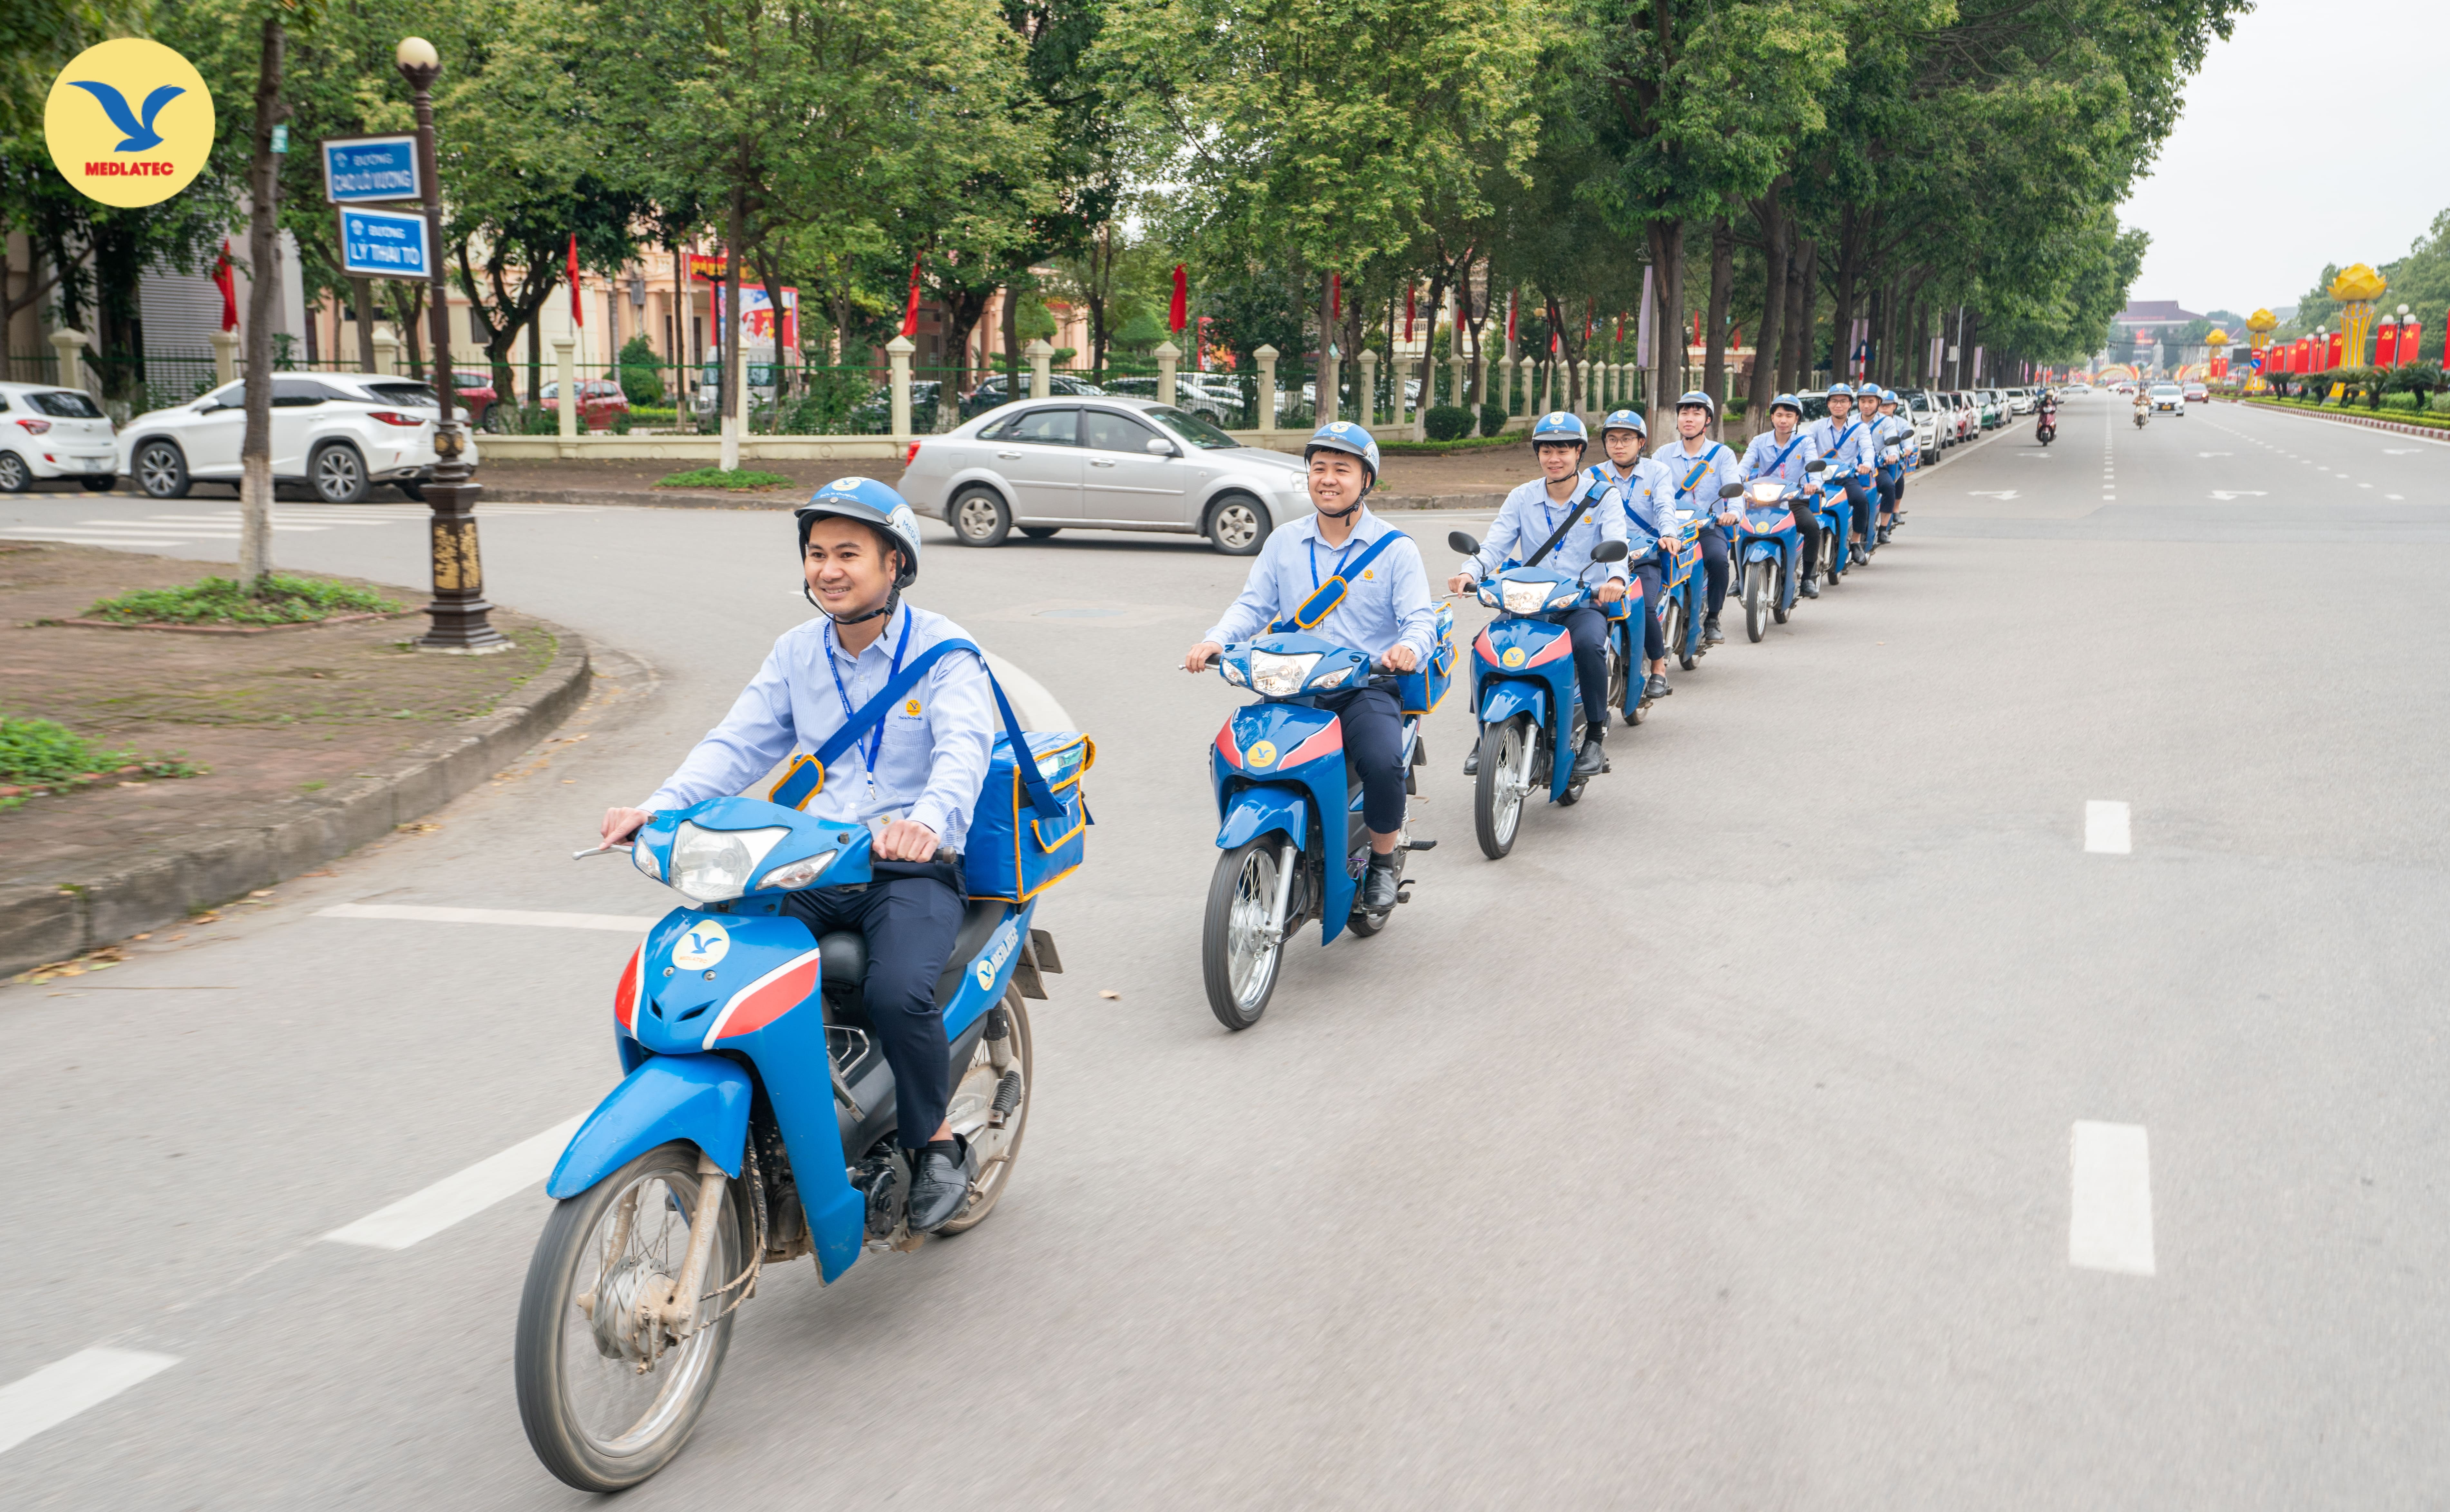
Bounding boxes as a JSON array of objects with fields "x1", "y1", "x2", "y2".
[
  {"x1": 1502, "y1": 647, "x2": 1526, "y2": 667},
  {"x1": 672, "y1": 920, "x2": 732, "y2": 969},
  {"x1": 974, "y1": 920, "x2": 1020, "y2": 990},
  {"x1": 1247, "y1": 739, "x2": 1277, "y2": 767}
]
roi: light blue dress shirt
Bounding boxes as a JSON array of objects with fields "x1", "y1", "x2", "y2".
[
  {"x1": 1806, "y1": 415, "x2": 1874, "y2": 478},
  {"x1": 643, "y1": 603, "x2": 998, "y2": 850},
  {"x1": 1460, "y1": 475, "x2": 1629, "y2": 581},
  {"x1": 1653, "y1": 438, "x2": 1745, "y2": 513},
  {"x1": 1740, "y1": 428, "x2": 1823, "y2": 488},
  {"x1": 1205, "y1": 508, "x2": 1439, "y2": 664},
  {"x1": 1586, "y1": 458, "x2": 1678, "y2": 541}
]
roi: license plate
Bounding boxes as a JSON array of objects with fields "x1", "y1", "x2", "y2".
[{"x1": 75, "y1": 456, "x2": 112, "y2": 469}]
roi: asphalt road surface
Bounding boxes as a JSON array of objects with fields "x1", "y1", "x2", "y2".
[{"x1": 4, "y1": 394, "x2": 2445, "y2": 1507}]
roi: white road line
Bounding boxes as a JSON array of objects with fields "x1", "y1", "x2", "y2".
[
  {"x1": 2069, "y1": 1121, "x2": 2154, "y2": 1275},
  {"x1": 316, "y1": 902, "x2": 653, "y2": 931},
  {"x1": 0, "y1": 1348, "x2": 181, "y2": 1458},
  {"x1": 324, "y1": 1114, "x2": 587, "y2": 1250},
  {"x1": 2084, "y1": 799, "x2": 2131, "y2": 854},
  {"x1": 0, "y1": 533, "x2": 185, "y2": 547}
]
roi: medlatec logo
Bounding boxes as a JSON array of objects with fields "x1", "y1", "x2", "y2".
[{"x1": 45, "y1": 39, "x2": 213, "y2": 208}]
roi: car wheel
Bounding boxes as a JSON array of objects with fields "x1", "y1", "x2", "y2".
[
  {"x1": 395, "y1": 480, "x2": 426, "y2": 502},
  {"x1": 134, "y1": 439, "x2": 190, "y2": 498},
  {"x1": 0, "y1": 451, "x2": 28, "y2": 493},
  {"x1": 1205, "y1": 492, "x2": 1270, "y2": 556},
  {"x1": 948, "y1": 486, "x2": 1012, "y2": 547},
  {"x1": 310, "y1": 441, "x2": 370, "y2": 504},
  {"x1": 80, "y1": 475, "x2": 114, "y2": 492}
]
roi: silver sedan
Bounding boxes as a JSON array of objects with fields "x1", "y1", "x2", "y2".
[{"x1": 897, "y1": 397, "x2": 1310, "y2": 555}]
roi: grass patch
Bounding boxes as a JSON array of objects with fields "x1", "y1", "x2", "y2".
[
  {"x1": 655, "y1": 466, "x2": 795, "y2": 491},
  {"x1": 81, "y1": 574, "x2": 400, "y2": 627},
  {"x1": 1378, "y1": 433, "x2": 1529, "y2": 457},
  {"x1": 0, "y1": 714, "x2": 203, "y2": 808}
]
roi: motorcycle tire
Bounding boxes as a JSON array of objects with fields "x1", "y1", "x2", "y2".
[
  {"x1": 1346, "y1": 848, "x2": 1396, "y2": 938},
  {"x1": 1771, "y1": 568, "x2": 1792, "y2": 625},
  {"x1": 1203, "y1": 838, "x2": 1288, "y2": 1030},
  {"x1": 934, "y1": 989, "x2": 1032, "y2": 1234},
  {"x1": 1743, "y1": 563, "x2": 1770, "y2": 643},
  {"x1": 1473, "y1": 721, "x2": 1529, "y2": 860},
  {"x1": 515, "y1": 1140, "x2": 747, "y2": 1493}
]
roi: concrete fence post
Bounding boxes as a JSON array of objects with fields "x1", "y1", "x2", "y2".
[
  {"x1": 1474, "y1": 350, "x2": 1490, "y2": 417},
  {"x1": 1254, "y1": 344, "x2": 1278, "y2": 436},
  {"x1": 48, "y1": 328, "x2": 86, "y2": 393},
  {"x1": 371, "y1": 324, "x2": 400, "y2": 377},
  {"x1": 1026, "y1": 338, "x2": 1053, "y2": 401},
  {"x1": 1449, "y1": 351, "x2": 1466, "y2": 419},
  {"x1": 210, "y1": 330, "x2": 241, "y2": 385},
  {"x1": 886, "y1": 334, "x2": 915, "y2": 445},
  {"x1": 551, "y1": 334, "x2": 578, "y2": 455},
  {"x1": 1356, "y1": 349, "x2": 1378, "y2": 429},
  {"x1": 1154, "y1": 340, "x2": 1180, "y2": 406},
  {"x1": 1576, "y1": 358, "x2": 1592, "y2": 417}
]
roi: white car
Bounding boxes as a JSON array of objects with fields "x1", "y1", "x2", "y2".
[
  {"x1": 0, "y1": 381, "x2": 118, "y2": 493},
  {"x1": 2008, "y1": 389, "x2": 2035, "y2": 415},
  {"x1": 1901, "y1": 390, "x2": 1942, "y2": 453},
  {"x1": 120, "y1": 372, "x2": 477, "y2": 503},
  {"x1": 2147, "y1": 382, "x2": 2185, "y2": 416}
]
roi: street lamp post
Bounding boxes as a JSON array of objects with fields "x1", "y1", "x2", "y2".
[{"x1": 395, "y1": 36, "x2": 508, "y2": 654}]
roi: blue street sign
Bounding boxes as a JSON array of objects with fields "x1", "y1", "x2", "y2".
[
  {"x1": 321, "y1": 134, "x2": 419, "y2": 203},
  {"x1": 338, "y1": 206, "x2": 431, "y2": 279}
]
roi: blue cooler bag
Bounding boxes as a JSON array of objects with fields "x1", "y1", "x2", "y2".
[{"x1": 1393, "y1": 600, "x2": 1455, "y2": 717}]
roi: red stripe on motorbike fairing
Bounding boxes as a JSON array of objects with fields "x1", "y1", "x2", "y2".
[
  {"x1": 1214, "y1": 721, "x2": 1241, "y2": 768},
  {"x1": 1473, "y1": 626, "x2": 1498, "y2": 664},
  {"x1": 1279, "y1": 722, "x2": 1345, "y2": 768},
  {"x1": 703, "y1": 950, "x2": 822, "y2": 1046},
  {"x1": 1523, "y1": 631, "x2": 1573, "y2": 667},
  {"x1": 613, "y1": 944, "x2": 642, "y2": 1032}
]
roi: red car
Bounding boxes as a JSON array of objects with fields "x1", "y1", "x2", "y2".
[
  {"x1": 539, "y1": 378, "x2": 630, "y2": 429},
  {"x1": 444, "y1": 370, "x2": 499, "y2": 430}
]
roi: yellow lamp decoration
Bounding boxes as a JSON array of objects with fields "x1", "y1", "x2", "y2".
[
  {"x1": 2245, "y1": 308, "x2": 2277, "y2": 351},
  {"x1": 2205, "y1": 327, "x2": 2229, "y2": 348},
  {"x1": 2330, "y1": 263, "x2": 2388, "y2": 367}
]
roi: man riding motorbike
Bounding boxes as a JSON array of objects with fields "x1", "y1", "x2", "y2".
[
  {"x1": 598, "y1": 477, "x2": 994, "y2": 1233},
  {"x1": 1655, "y1": 391, "x2": 1745, "y2": 643},
  {"x1": 1449, "y1": 411, "x2": 1630, "y2": 781},
  {"x1": 1184, "y1": 421, "x2": 1434, "y2": 914},
  {"x1": 1739, "y1": 392, "x2": 1825, "y2": 598},
  {"x1": 1872, "y1": 388, "x2": 1913, "y2": 536},
  {"x1": 1587, "y1": 408, "x2": 1675, "y2": 699},
  {"x1": 1805, "y1": 382, "x2": 1876, "y2": 566}
]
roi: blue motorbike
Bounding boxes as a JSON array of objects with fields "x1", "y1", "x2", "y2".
[
  {"x1": 517, "y1": 767, "x2": 1078, "y2": 1488},
  {"x1": 1446, "y1": 529, "x2": 1632, "y2": 859},
  {"x1": 1730, "y1": 459, "x2": 1828, "y2": 642},
  {"x1": 1809, "y1": 471, "x2": 1858, "y2": 588},
  {"x1": 1201, "y1": 620, "x2": 1450, "y2": 1029}
]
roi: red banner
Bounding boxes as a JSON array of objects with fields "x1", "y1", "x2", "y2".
[
  {"x1": 212, "y1": 240, "x2": 236, "y2": 331},
  {"x1": 1403, "y1": 284, "x2": 1415, "y2": 343},
  {"x1": 900, "y1": 250, "x2": 924, "y2": 339},
  {"x1": 2326, "y1": 331, "x2": 2343, "y2": 368},
  {"x1": 2378, "y1": 322, "x2": 2400, "y2": 365},
  {"x1": 687, "y1": 253, "x2": 727, "y2": 283},
  {"x1": 2404, "y1": 318, "x2": 2425, "y2": 365},
  {"x1": 1169, "y1": 264, "x2": 1188, "y2": 334},
  {"x1": 567, "y1": 233, "x2": 583, "y2": 327}
]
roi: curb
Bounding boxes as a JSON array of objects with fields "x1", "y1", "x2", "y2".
[
  {"x1": 2225, "y1": 399, "x2": 2450, "y2": 444},
  {"x1": 0, "y1": 624, "x2": 594, "y2": 979},
  {"x1": 41, "y1": 609, "x2": 421, "y2": 636},
  {"x1": 481, "y1": 486, "x2": 801, "y2": 510}
]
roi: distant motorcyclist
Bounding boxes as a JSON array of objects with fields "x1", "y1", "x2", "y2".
[
  {"x1": 1588, "y1": 408, "x2": 1676, "y2": 699},
  {"x1": 1871, "y1": 388, "x2": 1913, "y2": 536},
  {"x1": 1738, "y1": 392, "x2": 1824, "y2": 599},
  {"x1": 1186, "y1": 421, "x2": 1433, "y2": 913},
  {"x1": 1452, "y1": 411, "x2": 1629, "y2": 781},
  {"x1": 1805, "y1": 383, "x2": 1877, "y2": 566},
  {"x1": 1653, "y1": 391, "x2": 1745, "y2": 643}
]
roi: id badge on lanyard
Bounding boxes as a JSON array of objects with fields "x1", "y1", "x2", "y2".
[{"x1": 827, "y1": 605, "x2": 911, "y2": 814}]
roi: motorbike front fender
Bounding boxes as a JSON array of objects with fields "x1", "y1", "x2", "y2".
[
  {"x1": 1478, "y1": 678, "x2": 1548, "y2": 730},
  {"x1": 546, "y1": 1052, "x2": 751, "y2": 1199},
  {"x1": 1217, "y1": 784, "x2": 1310, "y2": 852}
]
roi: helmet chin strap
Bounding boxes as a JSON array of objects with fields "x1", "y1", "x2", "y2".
[{"x1": 805, "y1": 582, "x2": 900, "y2": 626}]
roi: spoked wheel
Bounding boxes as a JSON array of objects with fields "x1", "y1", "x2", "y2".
[
  {"x1": 1663, "y1": 597, "x2": 1694, "y2": 671},
  {"x1": 1820, "y1": 532, "x2": 1843, "y2": 584},
  {"x1": 938, "y1": 991, "x2": 1032, "y2": 1233},
  {"x1": 1743, "y1": 562, "x2": 1770, "y2": 642},
  {"x1": 1203, "y1": 838, "x2": 1287, "y2": 1030},
  {"x1": 1474, "y1": 720, "x2": 1530, "y2": 859},
  {"x1": 1771, "y1": 565, "x2": 1793, "y2": 624},
  {"x1": 516, "y1": 1141, "x2": 747, "y2": 1493}
]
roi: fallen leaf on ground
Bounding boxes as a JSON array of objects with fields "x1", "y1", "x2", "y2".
[{"x1": 1099, "y1": 990, "x2": 1120, "y2": 999}]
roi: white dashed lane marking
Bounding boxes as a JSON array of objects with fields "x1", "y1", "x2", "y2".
[
  {"x1": 0, "y1": 1348, "x2": 181, "y2": 1459},
  {"x1": 2084, "y1": 800, "x2": 2131, "y2": 854},
  {"x1": 324, "y1": 1115, "x2": 589, "y2": 1251},
  {"x1": 316, "y1": 902, "x2": 653, "y2": 931},
  {"x1": 2070, "y1": 1122, "x2": 2155, "y2": 1276}
]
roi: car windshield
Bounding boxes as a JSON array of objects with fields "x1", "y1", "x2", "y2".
[
  {"x1": 367, "y1": 382, "x2": 441, "y2": 408},
  {"x1": 1147, "y1": 405, "x2": 1240, "y2": 450},
  {"x1": 1908, "y1": 394, "x2": 1930, "y2": 411},
  {"x1": 2151, "y1": 384, "x2": 2180, "y2": 395},
  {"x1": 29, "y1": 389, "x2": 104, "y2": 419}
]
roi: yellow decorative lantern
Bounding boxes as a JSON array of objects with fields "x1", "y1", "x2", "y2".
[
  {"x1": 2329, "y1": 263, "x2": 2388, "y2": 367},
  {"x1": 2244, "y1": 308, "x2": 2277, "y2": 351}
]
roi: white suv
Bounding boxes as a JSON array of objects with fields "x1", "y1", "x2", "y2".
[
  {"x1": 120, "y1": 372, "x2": 477, "y2": 503},
  {"x1": 2147, "y1": 382, "x2": 2185, "y2": 416},
  {"x1": 0, "y1": 381, "x2": 118, "y2": 492}
]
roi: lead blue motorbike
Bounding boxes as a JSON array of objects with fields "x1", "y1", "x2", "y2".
[
  {"x1": 1729, "y1": 459, "x2": 1828, "y2": 641},
  {"x1": 1447, "y1": 528, "x2": 1632, "y2": 859},
  {"x1": 516, "y1": 719, "x2": 1083, "y2": 1490},
  {"x1": 1200, "y1": 616, "x2": 1451, "y2": 1030},
  {"x1": 1809, "y1": 470, "x2": 1858, "y2": 587}
]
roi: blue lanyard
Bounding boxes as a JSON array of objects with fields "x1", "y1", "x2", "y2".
[
  {"x1": 1307, "y1": 529, "x2": 1362, "y2": 589},
  {"x1": 825, "y1": 604, "x2": 912, "y2": 781}
]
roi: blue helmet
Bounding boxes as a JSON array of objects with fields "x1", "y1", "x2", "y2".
[
  {"x1": 797, "y1": 475, "x2": 923, "y2": 588},
  {"x1": 1825, "y1": 382, "x2": 1856, "y2": 400},
  {"x1": 1600, "y1": 408, "x2": 1647, "y2": 437},
  {"x1": 1532, "y1": 411, "x2": 1589, "y2": 446},
  {"x1": 1676, "y1": 390, "x2": 1716, "y2": 415},
  {"x1": 1303, "y1": 420, "x2": 1381, "y2": 487},
  {"x1": 1768, "y1": 392, "x2": 1804, "y2": 417}
]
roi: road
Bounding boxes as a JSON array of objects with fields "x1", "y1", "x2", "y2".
[{"x1": 3, "y1": 394, "x2": 2446, "y2": 1507}]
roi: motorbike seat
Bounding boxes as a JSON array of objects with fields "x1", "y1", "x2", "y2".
[{"x1": 818, "y1": 896, "x2": 1012, "y2": 1027}]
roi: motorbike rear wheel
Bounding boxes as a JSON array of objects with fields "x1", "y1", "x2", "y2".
[
  {"x1": 1473, "y1": 721, "x2": 1529, "y2": 860},
  {"x1": 1743, "y1": 563, "x2": 1770, "y2": 643},
  {"x1": 1664, "y1": 598, "x2": 1695, "y2": 671},
  {"x1": 1771, "y1": 566, "x2": 1792, "y2": 624},
  {"x1": 516, "y1": 1141, "x2": 746, "y2": 1493},
  {"x1": 1203, "y1": 838, "x2": 1286, "y2": 1030},
  {"x1": 937, "y1": 990, "x2": 1032, "y2": 1233}
]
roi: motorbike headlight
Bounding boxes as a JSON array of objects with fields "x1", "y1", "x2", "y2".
[
  {"x1": 1308, "y1": 662, "x2": 1353, "y2": 691},
  {"x1": 1477, "y1": 582, "x2": 1500, "y2": 607},
  {"x1": 1220, "y1": 658, "x2": 1249, "y2": 687},
  {"x1": 631, "y1": 836, "x2": 662, "y2": 881},
  {"x1": 669, "y1": 822, "x2": 789, "y2": 903},
  {"x1": 1249, "y1": 649, "x2": 1321, "y2": 697},
  {"x1": 1500, "y1": 580, "x2": 1551, "y2": 616},
  {"x1": 1748, "y1": 481, "x2": 1783, "y2": 504},
  {"x1": 755, "y1": 849, "x2": 836, "y2": 893}
]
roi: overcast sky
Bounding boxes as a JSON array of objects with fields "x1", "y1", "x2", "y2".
[{"x1": 2118, "y1": 0, "x2": 2450, "y2": 318}]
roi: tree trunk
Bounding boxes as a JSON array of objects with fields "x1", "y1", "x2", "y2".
[
  {"x1": 1419, "y1": 268, "x2": 1448, "y2": 409},
  {"x1": 720, "y1": 185, "x2": 744, "y2": 470},
  {"x1": 674, "y1": 236, "x2": 692, "y2": 429},
  {"x1": 1745, "y1": 185, "x2": 1788, "y2": 437},
  {"x1": 1877, "y1": 277, "x2": 1901, "y2": 387},
  {"x1": 393, "y1": 282, "x2": 426, "y2": 378},
  {"x1": 240, "y1": 16, "x2": 284, "y2": 588},
  {"x1": 1785, "y1": 234, "x2": 1817, "y2": 392},
  {"x1": 1702, "y1": 219, "x2": 1733, "y2": 439},
  {"x1": 352, "y1": 276, "x2": 378, "y2": 373},
  {"x1": 1644, "y1": 218, "x2": 1684, "y2": 436}
]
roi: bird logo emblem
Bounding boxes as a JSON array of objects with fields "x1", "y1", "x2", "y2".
[
  {"x1": 43, "y1": 39, "x2": 212, "y2": 208},
  {"x1": 65, "y1": 80, "x2": 183, "y2": 152}
]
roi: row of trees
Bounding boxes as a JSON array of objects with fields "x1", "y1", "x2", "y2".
[{"x1": 10, "y1": 0, "x2": 2245, "y2": 438}]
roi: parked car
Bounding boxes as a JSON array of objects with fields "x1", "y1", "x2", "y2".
[
  {"x1": 897, "y1": 396, "x2": 1310, "y2": 555},
  {"x1": 119, "y1": 371, "x2": 478, "y2": 504},
  {"x1": 2182, "y1": 381, "x2": 2208, "y2": 403},
  {"x1": 2008, "y1": 388, "x2": 2035, "y2": 415},
  {"x1": 1100, "y1": 373, "x2": 1242, "y2": 427},
  {"x1": 537, "y1": 377, "x2": 629, "y2": 429},
  {"x1": 445, "y1": 369, "x2": 499, "y2": 430},
  {"x1": 0, "y1": 381, "x2": 117, "y2": 492},
  {"x1": 2147, "y1": 381, "x2": 2185, "y2": 416},
  {"x1": 958, "y1": 372, "x2": 1108, "y2": 420},
  {"x1": 1900, "y1": 389, "x2": 1941, "y2": 452}
]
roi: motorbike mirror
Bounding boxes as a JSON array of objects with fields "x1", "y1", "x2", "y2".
[
  {"x1": 1717, "y1": 483, "x2": 1745, "y2": 499},
  {"x1": 1805, "y1": 458, "x2": 1828, "y2": 473},
  {"x1": 1591, "y1": 538, "x2": 1629, "y2": 563},
  {"x1": 1447, "y1": 530, "x2": 1481, "y2": 555}
]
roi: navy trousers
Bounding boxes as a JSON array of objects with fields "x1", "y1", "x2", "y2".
[
  {"x1": 1316, "y1": 685, "x2": 1408, "y2": 834},
  {"x1": 1699, "y1": 524, "x2": 1731, "y2": 615},
  {"x1": 1841, "y1": 478, "x2": 1875, "y2": 549},
  {"x1": 1629, "y1": 556, "x2": 1667, "y2": 660},
  {"x1": 1559, "y1": 606, "x2": 1611, "y2": 734},
  {"x1": 783, "y1": 861, "x2": 966, "y2": 1149}
]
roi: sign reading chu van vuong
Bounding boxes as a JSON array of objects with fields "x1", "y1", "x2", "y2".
[
  {"x1": 339, "y1": 207, "x2": 432, "y2": 278},
  {"x1": 322, "y1": 135, "x2": 420, "y2": 203},
  {"x1": 44, "y1": 38, "x2": 213, "y2": 207}
]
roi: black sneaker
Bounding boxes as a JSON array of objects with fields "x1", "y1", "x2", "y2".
[
  {"x1": 1462, "y1": 744, "x2": 1480, "y2": 776},
  {"x1": 1361, "y1": 853, "x2": 1401, "y2": 912},
  {"x1": 1571, "y1": 736, "x2": 1606, "y2": 779},
  {"x1": 907, "y1": 1144, "x2": 969, "y2": 1232},
  {"x1": 1703, "y1": 617, "x2": 1725, "y2": 645},
  {"x1": 1800, "y1": 576, "x2": 1820, "y2": 599},
  {"x1": 1645, "y1": 672, "x2": 1671, "y2": 699}
]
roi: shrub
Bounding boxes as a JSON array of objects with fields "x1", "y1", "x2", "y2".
[
  {"x1": 655, "y1": 466, "x2": 795, "y2": 491},
  {"x1": 81, "y1": 574, "x2": 399, "y2": 626},
  {"x1": 1478, "y1": 402, "x2": 1509, "y2": 438},
  {"x1": 617, "y1": 336, "x2": 665, "y2": 407},
  {"x1": 1424, "y1": 404, "x2": 1474, "y2": 441}
]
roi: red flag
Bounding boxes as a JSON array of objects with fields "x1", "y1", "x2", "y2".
[
  {"x1": 567, "y1": 233, "x2": 583, "y2": 326},
  {"x1": 1506, "y1": 291, "x2": 1516, "y2": 345},
  {"x1": 213, "y1": 240, "x2": 237, "y2": 331},
  {"x1": 900, "y1": 250, "x2": 924, "y2": 338},
  {"x1": 1330, "y1": 273, "x2": 1340, "y2": 322},
  {"x1": 1168, "y1": 264, "x2": 1188, "y2": 333},
  {"x1": 1403, "y1": 285, "x2": 1415, "y2": 344}
]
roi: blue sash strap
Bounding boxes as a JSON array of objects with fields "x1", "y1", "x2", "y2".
[{"x1": 795, "y1": 638, "x2": 1064, "y2": 821}]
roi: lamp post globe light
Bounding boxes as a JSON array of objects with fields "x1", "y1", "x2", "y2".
[{"x1": 396, "y1": 35, "x2": 508, "y2": 653}]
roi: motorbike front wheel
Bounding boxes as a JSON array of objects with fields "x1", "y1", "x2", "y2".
[
  {"x1": 1743, "y1": 563, "x2": 1771, "y2": 642},
  {"x1": 1771, "y1": 565, "x2": 1793, "y2": 624},
  {"x1": 1664, "y1": 597, "x2": 1695, "y2": 671},
  {"x1": 1474, "y1": 720, "x2": 1530, "y2": 860},
  {"x1": 516, "y1": 1140, "x2": 747, "y2": 1493},
  {"x1": 1203, "y1": 838, "x2": 1286, "y2": 1030}
]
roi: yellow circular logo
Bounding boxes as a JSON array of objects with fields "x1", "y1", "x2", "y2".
[
  {"x1": 1501, "y1": 646, "x2": 1526, "y2": 667},
  {"x1": 46, "y1": 39, "x2": 214, "y2": 208},
  {"x1": 903, "y1": 699, "x2": 921, "y2": 716},
  {"x1": 1247, "y1": 740, "x2": 1277, "y2": 767}
]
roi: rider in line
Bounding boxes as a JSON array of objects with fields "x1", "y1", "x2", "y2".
[
  {"x1": 599, "y1": 478, "x2": 992, "y2": 1233},
  {"x1": 1590, "y1": 408, "x2": 1676, "y2": 700},
  {"x1": 1872, "y1": 387, "x2": 1914, "y2": 539},
  {"x1": 1449, "y1": 411, "x2": 1629, "y2": 781},
  {"x1": 1654, "y1": 391, "x2": 1745, "y2": 644},
  {"x1": 1738, "y1": 393, "x2": 1825, "y2": 599},
  {"x1": 1185, "y1": 422, "x2": 1433, "y2": 914},
  {"x1": 1805, "y1": 382, "x2": 1876, "y2": 567}
]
